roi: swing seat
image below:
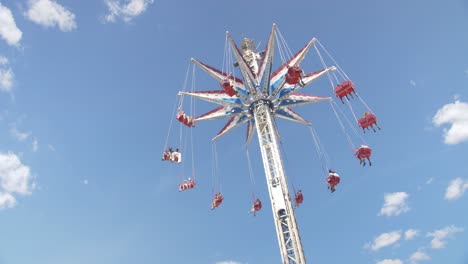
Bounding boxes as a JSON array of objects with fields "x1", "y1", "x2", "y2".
[
  {"x1": 334, "y1": 80, "x2": 356, "y2": 100},
  {"x1": 221, "y1": 79, "x2": 236, "y2": 97},
  {"x1": 253, "y1": 199, "x2": 262, "y2": 211},
  {"x1": 358, "y1": 113, "x2": 378, "y2": 130},
  {"x1": 295, "y1": 192, "x2": 304, "y2": 205},
  {"x1": 285, "y1": 66, "x2": 303, "y2": 85},
  {"x1": 176, "y1": 111, "x2": 195, "y2": 127},
  {"x1": 171, "y1": 152, "x2": 182, "y2": 163},
  {"x1": 184, "y1": 118, "x2": 195, "y2": 127},
  {"x1": 176, "y1": 111, "x2": 185, "y2": 122},
  {"x1": 355, "y1": 146, "x2": 372, "y2": 159},
  {"x1": 179, "y1": 179, "x2": 195, "y2": 191},
  {"x1": 211, "y1": 194, "x2": 224, "y2": 209},
  {"x1": 326, "y1": 174, "x2": 340, "y2": 186},
  {"x1": 162, "y1": 152, "x2": 171, "y2": 161}
]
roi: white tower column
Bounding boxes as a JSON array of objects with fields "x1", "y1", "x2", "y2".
[{"x1": 252, "y1": 100, "x2": 306, "y2": 264}]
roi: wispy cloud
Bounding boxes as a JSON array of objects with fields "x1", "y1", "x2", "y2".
[
  {"x1": 433, "y1": 100, "x2": 468, "y2": 144},
  {"x1": 445, "y1": 178, "x2": 468, "y2": 200},
  {"x1": 365, "y1": 230, "x2": 401, "y2": 251},
  {"x1": 10, "y1": 123, "x2": 31, "y2": 141},
  {"x1": 0, "y1": 3, "x2": 22, "y2": 46},
  {"x1": 26, "y1": 0, "x2": 77, "y2": 32},
  {"x1": 0, "y1": 192, "x2": 16, "y2": 209},
  {"x1": 410, "y1": 80, "x2": 416, "y2": 87},
  {"x1": 32, "y1": 137, "x2": 39, "y2": 152},
  {"x1": 404, "y1": 229, "x2": 419, "y2": 240},
  {"x1": 427, "y1": 225, "x2": 464, "y2": 249},
  {"x1": 379, "y1": 192, "x2": 410, "y2": 216},
  {"x1": 0, "y1": 152, "x2": 35, "y2": 209},
  {"x1": 376, "y1": 259, "x2": 403, "y2": 264},
  {"x1": 409, "y1": 250, "x2": 430, "y2": 264},
  {"x1": 0, "y1": 56, "x2": 14, "y2": 92},
  {"x1": 103, "y1": 0, "x2": 154, "y2": 23}
]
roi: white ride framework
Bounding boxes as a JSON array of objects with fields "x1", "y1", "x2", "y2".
[{"x1": 177, "y1": 24, "x2": 338, "y2": 264}]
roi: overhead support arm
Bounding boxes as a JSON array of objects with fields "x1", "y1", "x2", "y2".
[
  {"x1": 258, "y1": 24, "x2": 277, "y2": 95},
  {"x1": 191, "y1": 58, "x2": 252, "y2": 103},
  {"x1": 226, "y1": 32, "x2": 258, "y2": 97},
  {"x1": 270, "y1": 38, "x2": 318, "y2": 98}
]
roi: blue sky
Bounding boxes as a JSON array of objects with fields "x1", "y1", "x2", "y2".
[{"x1": 1, "y1": 0, "x2": 468, "y2": 264}]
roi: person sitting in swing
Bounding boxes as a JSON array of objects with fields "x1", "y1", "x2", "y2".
[
  {"x1": 249, "y1": 198, "x2": 262, "y2": 216},
  {"x1": 162, "y1": 147, "x2": 173, "y2": 161},
  {"x1": 295, "y1": 190, "x2": 304, "y2": 206},
  {"x1": 170, "y1": 148, "x2": 182, "y2": 163},
  {"x1": 326, "y1": 169, "x2": 341, "y2": 193},
  {"x1": 285, "y1": 65, "x2": 305, "y2": 86},
  {"x1": 211, "y1": 192, "x2": 224, "y2": 209},
  {"x1": 176, "y1": 109, "x2": 195, "y2": 127},
  {"x1": 179, "y1": 178, "x2": 195, "y2": 191},
  {"x1": 355, "y1": 145, "x2": 372, "y2": 166}
]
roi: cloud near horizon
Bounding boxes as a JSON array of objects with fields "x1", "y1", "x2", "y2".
[{"x1": 377, "y1": 259, "x2": 403, "y2": 264}]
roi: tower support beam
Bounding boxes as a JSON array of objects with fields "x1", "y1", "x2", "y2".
[{"x1": 252, "y1": 100, "x2": 306, "y2": 264}]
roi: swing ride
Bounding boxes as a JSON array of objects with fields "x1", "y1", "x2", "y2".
[{"x1": 162, "y1": 24, "x2": 380, "y2": 264}]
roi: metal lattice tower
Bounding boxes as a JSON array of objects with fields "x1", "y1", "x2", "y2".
[{"x1": 178, "y1": 24, "x2": 336, "y2": 264}]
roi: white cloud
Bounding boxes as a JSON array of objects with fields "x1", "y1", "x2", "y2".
[
  {"x1": 26, "y1": 0, "x2": 76, "y2": 32},
  {"x1": 103, "y1": 0, "x2": 154, "y2": 23},
  {"x1": 0, "y1": 56, "x2": 8, "y2": 65},
  {"x1": 84, "y1": 179, "x2": 88, "y2": 185},
  {"x1": 48, "y1": 144, "x2": 56, "y2": 151},
  {"x1": 427, "y1": 225, "x2": 464, "y2": 249},
  {"x1": 0, "y1": 152, "x2": 34, "y2": 209},
  {"x1": 32, "y1": 138, "x2": 39, "y2": 152},
  {"x1": 433, "y1": 100, "x2": 468, "y2": 144},
  {"x1": 404, "y1": 229, "x2": 419, "y2": 240},
  {"x1": 0, "y1": 56, "x2": 14, "y2": 92},
  {"x1": 379, "y1": 192, "x2": 410, "y2": 216},
  {"x1": 377, "y1": 259, "x2": 403, "y2": 264},
  {"x1": 445, "y1": 177, "x2": 468, "y2": 200},
  {"x1": 0, "y1": 3, "x2": 22, "y2": 46},
  {"x1": 366, "y1": 230, "x2": 401, "y2": 251},
  {"x1": 409, "y1": 250, "x2": 430, "y2": 264},
  {"x1": 0, "y1": 192, "x2": 16, "y2": 209},
  {"x1": 10, "y1": 124, "x2": 31, "y2": 141}
]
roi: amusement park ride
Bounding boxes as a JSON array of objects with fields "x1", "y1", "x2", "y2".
[{"x1": 162, "y1": 24, "x2": 380, "y2": 264}]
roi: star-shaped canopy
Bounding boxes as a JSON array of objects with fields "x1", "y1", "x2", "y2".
[{"x1": 178, "y1": 24, "x2": 336, "y2": 143}]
